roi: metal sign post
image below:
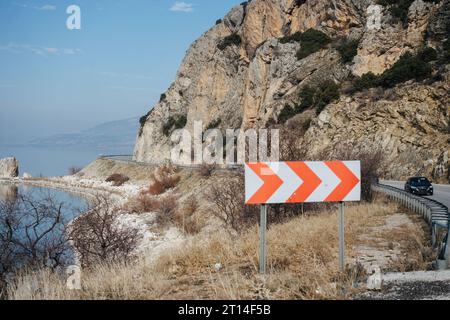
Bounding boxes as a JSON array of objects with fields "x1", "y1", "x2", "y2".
[
  {"x1": 245, "y1": 161, "x2": 361, "y2": 274},
  {"x1": 339, "y1": 202, "x2": 345, "y2": 272},
  {"x1": 259, "y1": 204, "x2": 267, "y2": 274}
]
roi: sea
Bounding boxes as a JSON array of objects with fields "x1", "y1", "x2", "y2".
[{"x1": 0, "y1": 145, "x2": 132, "y2": 177}]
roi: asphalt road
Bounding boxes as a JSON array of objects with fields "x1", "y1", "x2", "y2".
[{"x1": 383, "y1": 180, "x2": 450, "y2": 209}]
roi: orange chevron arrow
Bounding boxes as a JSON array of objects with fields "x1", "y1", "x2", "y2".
[
  {"x1": 246, "y1": 163, "x2": 283, "y2": 204},
  {"x1": 325, "y1": 161, "x2": 360, "y2": 202},
  {"x1": 286, "y1": 162, "x2": 322, "y2": 203}
]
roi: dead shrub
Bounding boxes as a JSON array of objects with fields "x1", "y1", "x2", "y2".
[
  {"x1": 145, "y1": 165, "x2": 181, "y2": 195},
  {"x1": 69, "y1": 194, "x2": 142, "y2": 268},
  {"x1": 105, "y1": 174, "x2": 130, "y2": 186},
  {"x1": 151, "y1": 194, "x2": 180, "y2": 227},
  {"x1": 123, "y1": 193, "x2": 160, "y2": 214},
  {"x1": 206, "y1": 175, "x2": 258, "y2": 234},
  {"x1": 0, "y1": 191, "x2": 72, "y2": 299},
  {"x1": 147, "y1": 180, "x2": 165, "y2": 195},
  {"x1": 174, "y1": 196, "x2": 204, "y2": 235}
]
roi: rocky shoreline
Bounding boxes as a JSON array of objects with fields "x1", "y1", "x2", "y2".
[{"x1": 0, "y1": 172, "x2": 185, "y2": 263}]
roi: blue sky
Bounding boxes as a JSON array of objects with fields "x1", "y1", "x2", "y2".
[{"x1": 0, "y1": 0, "x2": 240, "y2": 144}]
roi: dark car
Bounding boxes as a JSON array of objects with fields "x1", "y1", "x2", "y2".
[{"x1": 405, "y1": 177, "x2": 434, "y2": 196}]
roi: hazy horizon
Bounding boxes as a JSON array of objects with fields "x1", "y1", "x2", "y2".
[{"x1": 0, "y1": 0, "x2": 240, "y2": 144}]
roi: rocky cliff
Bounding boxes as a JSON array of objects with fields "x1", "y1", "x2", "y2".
[
  {"x1": 135, "y1": 0, "x2": 450, "y2": 182},
  {"x1": 0, "y1": 157, "x2": 19, "y2": 178}
]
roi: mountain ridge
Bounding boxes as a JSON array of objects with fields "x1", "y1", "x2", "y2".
[
  {"x1": 135, "y1": 0, "x2": 449, "y2": 182},
  {"x1": 28, "y1": 117, "x2": 140, "y2": 151}
]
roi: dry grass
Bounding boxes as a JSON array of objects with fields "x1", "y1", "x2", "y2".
[
  {"x1": 145, "y1": 165, "x2": 181, "y2": 195},
  {"x1": 124, "y1": 192, "x2": 204, "y2": 235},
  {"x1": 7, "y1": 199, "x2": 432, "y2": 300},
  {"x1": 174, "y1": 196, "x2": 205, "y2": 235}
]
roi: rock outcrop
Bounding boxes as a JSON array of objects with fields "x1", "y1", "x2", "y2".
[
  {"x1": 302, "y1": 78, "x2": 450, "y2": 181},
  {"x1": 0, "y1": 157, "x2": 19, "y2": 178},
  {"x1": 0, "y1": 183, "x2": 18, "y2": 203},
  {"x1": 135, "y1": 0, "x2": 450, "y2": 182}
]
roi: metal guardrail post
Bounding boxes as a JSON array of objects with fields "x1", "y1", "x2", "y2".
[
  {"x1": 444, "y1": 232, "x2": 450, "y2": 263},
  {"x1": 432, "y1": 223, "x2": 437, "y2": 247}
]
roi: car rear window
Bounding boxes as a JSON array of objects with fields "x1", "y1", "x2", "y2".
[{"x1": 410, "y1": 178, "x2": 431, "y2": 186}]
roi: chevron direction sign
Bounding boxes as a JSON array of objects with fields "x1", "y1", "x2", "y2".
[{"x1": 245, "y1": 161, "x2": 361, "y2": 205}]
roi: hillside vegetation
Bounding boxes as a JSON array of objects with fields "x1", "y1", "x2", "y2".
[{"x1": 8, "y1": 195, "x2": 432, "y2": 300}]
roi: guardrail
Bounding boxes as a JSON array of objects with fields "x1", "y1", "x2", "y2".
[
  {"x1": 372, "y1": 183, "x2": 450, "y2": 269},
  {"x1": 98, "y1": 155, "x2": 244, "y2": 172}
]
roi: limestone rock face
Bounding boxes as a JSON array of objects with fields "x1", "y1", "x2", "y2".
[
  {"x1": 352, "y1": 0, "x2": 436, "y2": 76},
  {"x1": 135, "y1": 0, "x2": 367, "y2": 163},
  {"x1": 302, "y1": 78, "x2": 450, "y2": 182},
  {"x1": 134, "y1": 0, "x2": 450, "y2": 182},
  {"x1": 0, "y1": 157, "x2": 19, "y2": 178}
]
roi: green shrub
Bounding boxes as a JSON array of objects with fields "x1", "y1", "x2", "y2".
[
  {"x1": 279, "y1": 29, "x2": 331, "y2": 59},
  {"x1": 138, "y1": 110, "x2": 152, "y2": 136},
  {"x1": 296, "y1": 29, "x2": 331, "y2": 60},
  {"x1": 162, "y1": 115, "x2": 187, "y2": 136},
  {"x1": 278, "y1": 105, "x2": 297, "y2": 124},
  {"x1": 217, "y1": 34, "x2": 242, "y2": 50},
  {"x1": 418, "y1": 47, "x2": 438, "y2": 62},
  {"x1": 353, "y1": 72, "x2": 379, "y2": 91},
  {"x1": 240, "y1": 1, "x2": 249, "y2": 8},
  {"x1": 378, "y1": 52, "x2": 432, "y2": 88},
  {"x1": 377, "y1": 0, "x2": 439, "y2": 26},
  {"x1": 278, "y1": 81, "x2": 340, "y2": 123},
  {"x1": 139, "y1": 114, "x2": 148, "y2": 128},
  {"x1": 444, "y1": 39, "x2": 450, "y2": 52},
  {"x1": 377, "y1": 0, "x2": 414, "y2": 26},
  {"x1": 206, "y1": 118, "x2": 222, "y2": 130},
  {"x1": 314, "y1": 81, "x2": 340, "y2": 115},
  {"x1": 278, "y1": 86, "x2": 315, "y2": 124},
  {"x1": 441, "y1": 39, "x2": 450, "y2": 63},
  {"x1": 353, "y1": 49, "x2": 434, "y2": 91},
  {"x1": 294, "y1": 0, "x2": 307, "y2": 6},
  {"x1": 279, "y1": 31, "x2": 303, "y2": 44},
  {"x1": 337, "y1": 38, "x2": 360, "y2": 64},
  {"x1": 215, "y1": 19, "x2": 222, "y2": 25},
  {"x1": 298, "y1": 85, "x2": 316, "y2": 110},
  {"x1": 160, "y1": 93, "x2": 167, "y2": 102}
]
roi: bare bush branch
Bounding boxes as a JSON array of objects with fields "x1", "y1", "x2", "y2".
[
  {"x1": 174, "y1": 196, "x2": 203, "y2": 235},
  {"x1": 69, "y1": 194, "x2": 142, "y2": 268},
  {"x1": 0, "y1": 190, "x2": 72, "y2": 298},
  {"x1": 206, "y1": 175, "x2": 258, "y2": 234}
]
